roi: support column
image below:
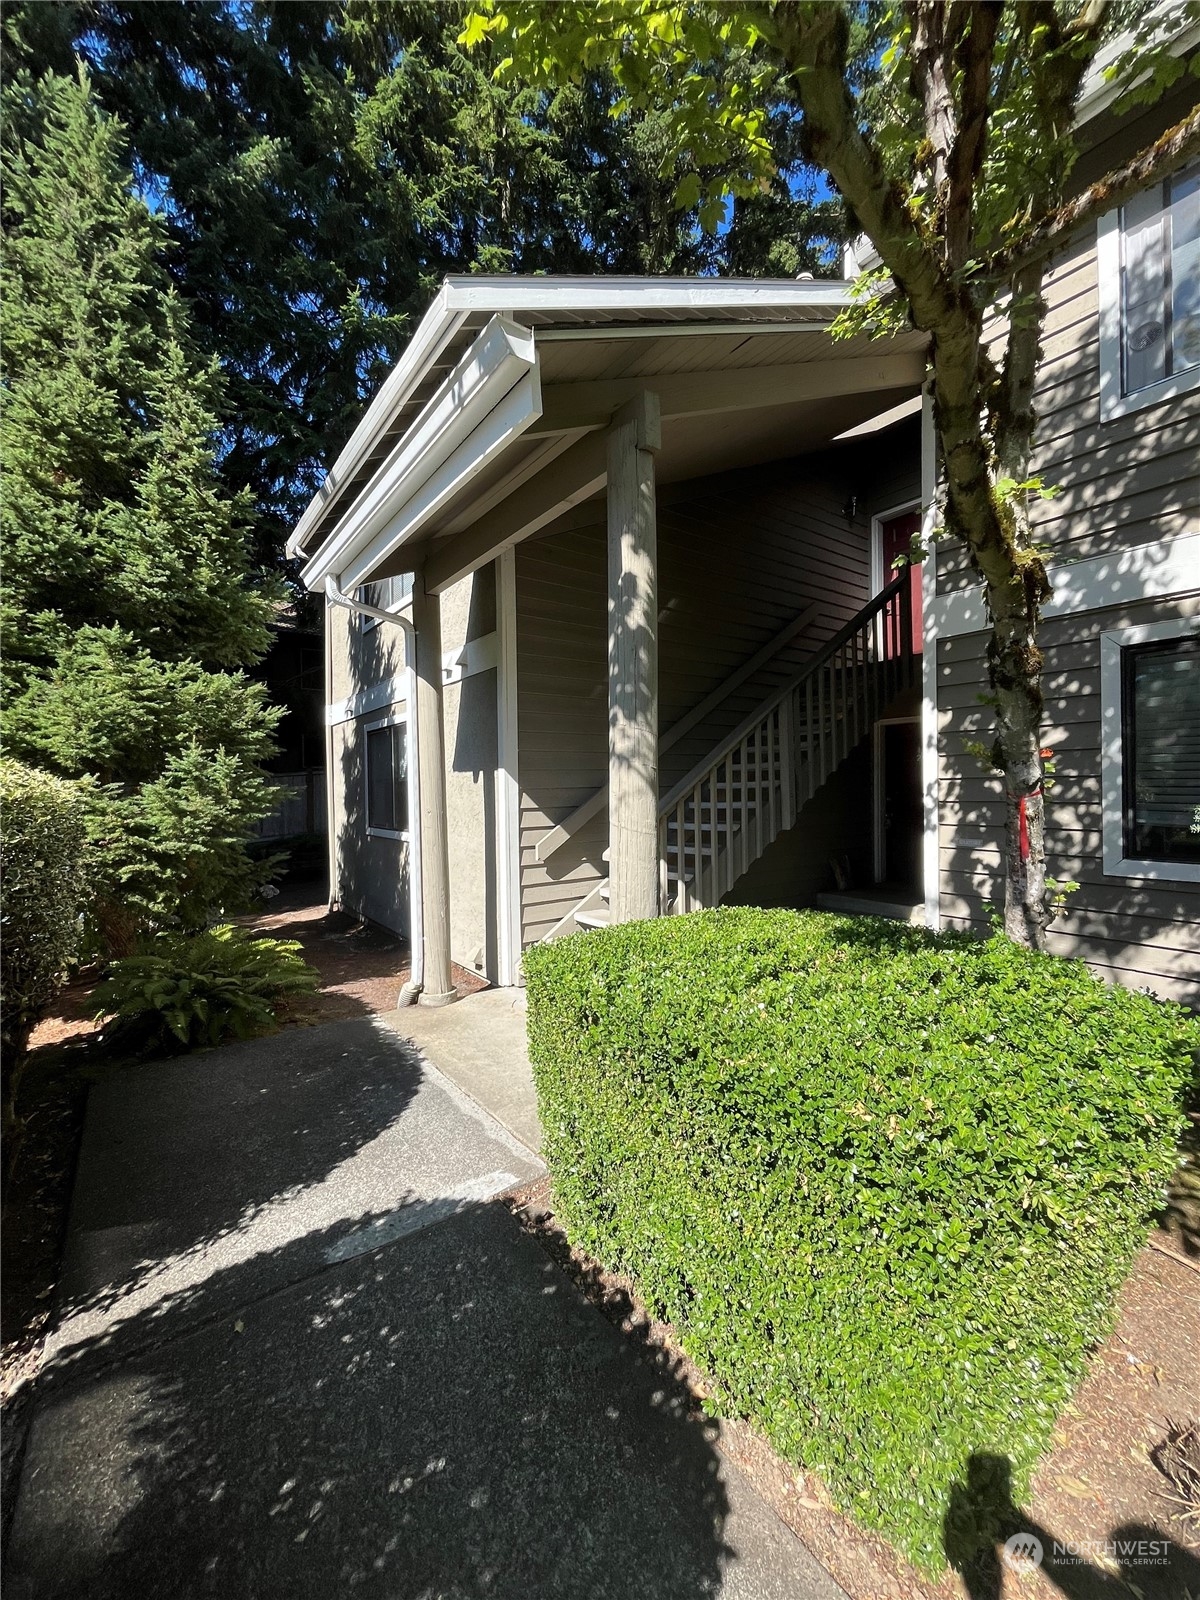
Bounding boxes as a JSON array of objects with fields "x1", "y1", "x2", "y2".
[
  {"x1": 411, "y1": 572, "x2": 456, "y2": 1004},
  {"x1": 607, "y1": 391, "x2": 661, "y2": 924}
]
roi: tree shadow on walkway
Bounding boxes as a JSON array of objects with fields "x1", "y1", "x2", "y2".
[{"x1": 7, "y1": 1200, "x2": 735, "y2": 1600}]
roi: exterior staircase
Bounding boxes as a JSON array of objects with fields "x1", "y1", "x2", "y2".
[{"x1": 548, "y1": 570, "x2": 918, "y2": 936}]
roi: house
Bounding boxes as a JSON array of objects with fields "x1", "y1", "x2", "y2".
[{"x1": 287, "y1": 52, "x2": 1199, "y2": 1010}]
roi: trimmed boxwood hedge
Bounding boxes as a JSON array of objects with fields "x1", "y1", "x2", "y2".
[{"x1": 523, "y1": 908, "x2": 1198, "y2": 1572}]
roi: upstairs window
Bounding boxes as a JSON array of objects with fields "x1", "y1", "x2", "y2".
[
  {"x1": 1099, "y1": 160, "x2": 1200, "y2": 420},
  {"x1": 357, "y1": 573, "x2": 413, "y2": 633}
]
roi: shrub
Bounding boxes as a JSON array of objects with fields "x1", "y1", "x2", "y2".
[
  {"x1": 0, "y1": 760, "x2": 90, "y2": 1130},
  {"x1": 91, "y1": 924, "x2": 319, "y2": 1053},
  {"x1": 524, "y1": 909, "x2": 1198, "y2": 1572}
]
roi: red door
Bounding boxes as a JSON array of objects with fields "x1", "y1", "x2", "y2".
[{"x1": 880, "y1": 511, "x2": 923, "y2": 655}]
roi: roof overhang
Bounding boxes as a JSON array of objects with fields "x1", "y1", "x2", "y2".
[{"x1": 291, "y1": 276, "x2": 929, "y2": 597}]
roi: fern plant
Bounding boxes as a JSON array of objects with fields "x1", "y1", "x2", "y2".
[{"x1": 92, "y1": 925, "x2": 319, "y2": 1053}]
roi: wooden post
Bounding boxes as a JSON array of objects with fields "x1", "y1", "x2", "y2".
[
  {"x1": 607, "y1": 391, "x2": 661, "y2": 923},
  {"x1": 411, "y1": 573, "x2": 456, "y2": 1005}
]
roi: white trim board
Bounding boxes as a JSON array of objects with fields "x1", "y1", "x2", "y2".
[
  {"x1": 1099, "y1": 617, "x2": 1200, "y2": 883},
  {"x1": 919, "y1": 384, "x2": 942, "y2": 932},
  {"x1": 869, "y1": 499, "x2": 922, "y2": 598},
  {"x1": 326, "y1": 630, "x2": 499, "y2": 726},
  {"x1": 495, "y1": 548, "x2": 523, "y2": 987},
  {"x1": 930, "y1": 533, "x2": 1200, "y2": 640}
]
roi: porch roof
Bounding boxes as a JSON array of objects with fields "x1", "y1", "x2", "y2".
[{"x1": 289, "y1": 275, "x2": 928, "y2": 596}]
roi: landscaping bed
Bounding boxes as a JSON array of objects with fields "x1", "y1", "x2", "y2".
[{"x1": 524, "y1": 908, "x2": 1199, "y2": 1581}]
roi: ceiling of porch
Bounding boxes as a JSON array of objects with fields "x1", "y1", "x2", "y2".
[{"x1": 291, "y1": 277, "x2": 929, "y2": 595}]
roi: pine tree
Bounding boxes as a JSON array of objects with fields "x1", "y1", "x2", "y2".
[{"x1": 1, "y1": 68, "x2": 282, "y2": 951}]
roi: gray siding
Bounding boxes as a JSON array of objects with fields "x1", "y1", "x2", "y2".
[
  {"x1": 936, "y1": 83, "x2": 1200, "y2": 596},
  {"x1": 932, "y1": 93, "x2": 1199, "y2": 1005},
  {"x1": 935, "y1": 595, "x2": 1200, "y2": 1007},
  {"x1": 328, "y1": 565, "x2": 502, "y2": 977}
]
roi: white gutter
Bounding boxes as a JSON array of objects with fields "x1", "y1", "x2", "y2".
[
  {"x1": 1075, "y1": 1, "x2": 1200, "y2": 126},
  {"x1": 299, "y1": 316, "x2": 541, "y2": 595},
  {"x1": 324, "y1": 577, "x2": 425, "y2": 1007},
  {"x1": 287, "y1": 285, "x2": 467, "y2": 559}
]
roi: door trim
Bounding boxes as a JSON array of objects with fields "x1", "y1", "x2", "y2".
[{"x1": 870, "y1": 499, "x2": 922, "y2": 597}]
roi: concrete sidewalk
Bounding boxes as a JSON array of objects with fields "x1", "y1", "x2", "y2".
[
  {"x1": 6, "y1": 1014, "x2": 846, "y2": 1600},
  {"x1": 380, "y1": 986, "x2": 542, "y2": 1152}
]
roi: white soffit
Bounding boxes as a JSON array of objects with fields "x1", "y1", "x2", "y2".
[{"x1": 287, "y1": 275, "x2": 859, "y2": 561}]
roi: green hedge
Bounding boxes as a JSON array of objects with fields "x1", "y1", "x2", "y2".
[
  {"x1": 0, "y1": 759, "x2": 89, "y2": 1058},
  {"x1": 524, "y1": 909, "x2": 1198, "y2": 1572}
]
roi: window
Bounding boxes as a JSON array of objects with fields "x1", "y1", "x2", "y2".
[
  {"x1": 1122, "y1": 637, "x2": 1200, "y2": 866},
  {"x1": 365, "y1": 719, "x2": 408, "y2": 837},
  {"x1": 1100, "y1": 621, "x2": 1200, "y2": 882},
  {"x1": 358, "y1": 573, "x2": 413, "y2": 632},
  {"x1": 1099, "y1": 160, "x2": 1200, "y2": 420}
]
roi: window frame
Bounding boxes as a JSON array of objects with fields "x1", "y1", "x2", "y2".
[
  {"x1": 1100, "y1": 618, "x2": 1200, "y2": 882},
  {"x1": 357, "y1": 574, "x2": 414, "y2": 633},
  {"x1": 1098, "y1": 162, "x2": 1200, "y2": 423},
  {"x1": 363, "y1": 712, "x2": 410, "y2": 841}
]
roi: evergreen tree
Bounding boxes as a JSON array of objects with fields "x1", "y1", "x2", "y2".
[
  {"x1": 1, "y1": 68, "x2": 282, "y2": 952},
  {"x1": 3, "y1": 2, "x2": 841, "y2": 546}
]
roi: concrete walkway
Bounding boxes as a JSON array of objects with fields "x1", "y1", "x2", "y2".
[
  {"x1": 380, "y1": 986, "x2": 541, "y2": 1151},
  {"x1": 6, "y1": 1014, "x2": 845, "y2": 1600}
]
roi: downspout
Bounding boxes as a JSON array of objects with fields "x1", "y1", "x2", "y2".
[
  {"x1": 324, "y1": 597, "x2": 338, "y2": 914},
  {"x1": 325, "y1": 576, "x2": 425, "y2": 1007}
]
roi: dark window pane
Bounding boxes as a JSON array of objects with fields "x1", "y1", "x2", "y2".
[
  {"x1": 1124, "y1": 638, "x2": 1200, "y2": 864},
  {"x1": 367, "y1": 725, "x2": 396, "y2": 832}
]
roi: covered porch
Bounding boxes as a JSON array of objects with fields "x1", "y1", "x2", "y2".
[{"x1": 288, "y1": 278, "x2": 931, "y2": 997}]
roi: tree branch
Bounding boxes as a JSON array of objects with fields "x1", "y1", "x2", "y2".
[
  {"x1": 987, "y1": 104, "x2": 1200, "y2": 281},
  {"x1": 906, "y1": 1, "x2": 955, "y2": 189},
  {"x1": 945, "y1": 0, "x2": 1000, "y2": 269}
]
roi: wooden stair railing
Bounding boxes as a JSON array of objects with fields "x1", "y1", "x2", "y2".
[
  {"x1": 543, "y1": 572, "x2": 917, "y2": 938},
  {"x1": 534, "y1": 601, "x2": 821, "y2": 864}
]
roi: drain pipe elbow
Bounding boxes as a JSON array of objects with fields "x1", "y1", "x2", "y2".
[{"x1": 325, "y1": 575, "x2": 424, "y2": 1006}]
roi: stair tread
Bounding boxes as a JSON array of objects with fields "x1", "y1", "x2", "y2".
[{"x1": 574, "y1": 909, "x2": 611, "y2": 929}]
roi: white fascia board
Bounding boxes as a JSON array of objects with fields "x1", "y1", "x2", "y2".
[
  {"x1": 930, "y1": 532, "x2": 1200, "y2": 639},
  {"x1": 288, "y1": 285, "x2": 465, "y2": 558},
  {"x1": 438, "y1": 274, "x2": 854, "y2": 316},
  {"x1": 299, "y1": 317, "x2": 540, "y2": 593},
  {"x1": 334, "y1": 370, "x2": 542, "y2": 595},
  {"x1": 1075, "y1": 3, "x2": 1200, "y2": 127}
]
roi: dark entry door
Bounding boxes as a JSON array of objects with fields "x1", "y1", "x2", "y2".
[
  {"x1": 879, "y1": 511, "x2": 923, "y2": 655},
  {"x1": 880, "y1": 719, "x2": 923, "y2": 895}
]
